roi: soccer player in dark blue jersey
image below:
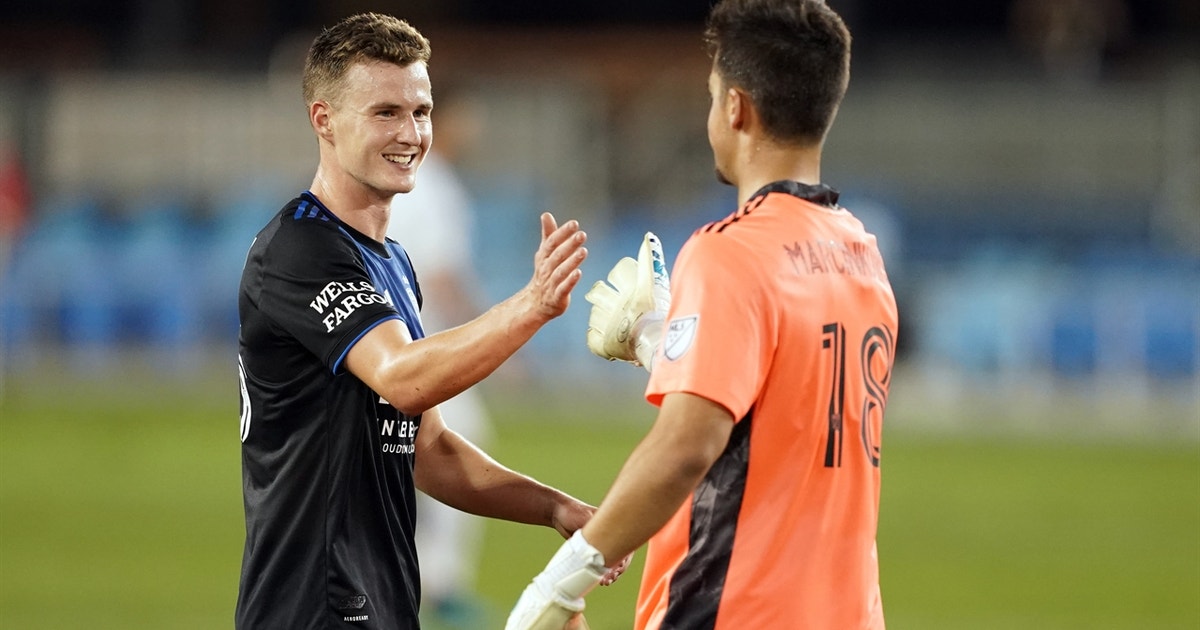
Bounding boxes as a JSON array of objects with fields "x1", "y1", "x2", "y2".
[{"x1": 235, "y1": 13, "x2": 622, "y2": 629}]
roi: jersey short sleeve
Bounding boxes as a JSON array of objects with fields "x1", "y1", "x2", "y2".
[
  {"x1": 646, "y1": 231, "x2": 774, "y2": 421},
  {"x1": 248, "y1": 216, "x2": 401, "y2": 375}
]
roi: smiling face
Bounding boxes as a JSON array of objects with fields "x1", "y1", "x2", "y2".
[{"x1": 321, "y1": 60, "x2": 433, "y2": 201}]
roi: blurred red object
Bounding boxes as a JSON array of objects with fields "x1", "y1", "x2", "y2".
[{"x1": 0, "y1": 144, "x2": 30, "y2": 236}]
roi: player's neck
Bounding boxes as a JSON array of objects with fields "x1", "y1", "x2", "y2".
[
  {"x1": 735, "y1": 142, "x2": 823, "y2": 205},
  {"x1": 309, "y1": 168, "x2": 392, "y2": 242}
]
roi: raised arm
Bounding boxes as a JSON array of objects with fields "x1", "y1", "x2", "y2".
[{"x1": 346, "y1": 213, "x2": 586, "y2": 415}]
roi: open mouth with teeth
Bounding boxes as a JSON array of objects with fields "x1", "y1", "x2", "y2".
[{"x1": 384, "y1": 154, "x2": 416, "y2": 166}]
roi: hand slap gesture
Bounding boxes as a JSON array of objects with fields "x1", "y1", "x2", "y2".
[{"x1": 524, "y1": 212, "x2": 588, "y2": 322}]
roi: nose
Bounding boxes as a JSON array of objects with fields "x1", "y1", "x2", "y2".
[{"x1": 395, "y1": 113, "x2": 424, "y2": 145}]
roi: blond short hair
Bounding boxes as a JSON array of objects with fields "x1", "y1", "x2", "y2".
[{"x1": 302, "y1": 13, "x2": 431, "y2": 107}]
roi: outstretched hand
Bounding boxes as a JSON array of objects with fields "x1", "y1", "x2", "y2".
[{"x1": 525, "y1": 212, "x2": 588, "y2": 323}]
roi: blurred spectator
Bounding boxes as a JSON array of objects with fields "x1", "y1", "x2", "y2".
[
  {"x1": 1009, "y1": 0, "x2": 1130, "y2": 84},
  {"x1": 0, "y1": 141, "x2": 29, "y2": 268},
  {"x1": 387, "y1": 93, "x2": 494, "y2": 629},
  {"x1": 0, "y1": 140, "x2": 29, "y2": 390}
]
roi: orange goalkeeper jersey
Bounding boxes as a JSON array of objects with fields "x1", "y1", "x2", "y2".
[{"x1": 641, "y1": 181, "x2": 897, "y2": 630}]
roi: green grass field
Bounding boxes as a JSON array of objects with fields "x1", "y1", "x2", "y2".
[{"x1": 1, "y1": 364, "x2": 1197, "y2": 629}]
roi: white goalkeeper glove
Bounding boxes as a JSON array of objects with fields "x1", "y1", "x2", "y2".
[
  {"x1": 585, "y1": 232, "x2": 671, "y2": 371},
  {"x1": 505, "y1": 530, "x2": 607, "y2": 630}
]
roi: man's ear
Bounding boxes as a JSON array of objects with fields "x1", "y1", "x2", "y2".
[
  {"x1": 310, "y1": 101, "x2": 334, "y2": 140},
  {"x1": 727, "y1": 87, "x2": 753, "y2": 132}
]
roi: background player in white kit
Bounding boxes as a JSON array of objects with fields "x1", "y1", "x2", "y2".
[{"x1": 388, "y1": 94, "x2": 494, "y2": 628}]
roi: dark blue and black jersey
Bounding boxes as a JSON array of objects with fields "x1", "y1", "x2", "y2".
[{"x1": 236, "y1": 192, "x2": 426, "y2": 629}]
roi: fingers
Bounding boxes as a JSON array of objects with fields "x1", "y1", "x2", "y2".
[
  {"x1": 530, "y1": 214, "x2": 588, "y2": 319},
  {"x1": 552, "y1": 263, "x2": 586, "y2": 302},
  {"x1": 538, "y1": 216, "x2": 585, "y2": 265},
  {"x1": 540, "y1": 211, "x2": 559, "y2": 241},
  {"x1": 599, "y1": 552, "x2": 633, "y2": 586},
  {"x1": 543, "y1": 235, "x2": 587, "y2": 298},
  {"x1": 551, "y1": 501, "x2": 597, "y2": 540}
]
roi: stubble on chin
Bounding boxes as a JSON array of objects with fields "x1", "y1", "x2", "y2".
[{"x1": 714, "y1": 167, "x2": 732, "y2": 186}]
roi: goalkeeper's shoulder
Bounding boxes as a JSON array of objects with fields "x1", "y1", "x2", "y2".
[{"x1": 672, "y1": 228, "x2": 743, "y2": 270}]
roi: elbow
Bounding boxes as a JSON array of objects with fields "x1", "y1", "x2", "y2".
[
  {"x1": 372, "y1": 373, "x2": 433, "y2": 417},
  {"x1": 673, "y1": 446, "x2": 723, "y2": 487},
  {"x1": 383, "y1": 388, "x2": 431, "y2": 417},
  {"x1": 392, "y1": 400, "x2": 429, "y2": 417},
  {"x1": 676, "y1": 425, "x2": 731, "y2": 486},
  {"x1": 365, "y1": 354, "x2": 441, "y2": 416}
]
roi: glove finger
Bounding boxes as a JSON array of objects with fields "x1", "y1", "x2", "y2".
[
  {"x1": 640, "y1": 232, "x2": 670, "y2": 282},
  {"x1": 585, "y1": 327, "x2": 614, "y2": 360},
  {"x1": 606, "y1": 257, "x2": 638, "y2": 291},
  {"x1": 638, "y1": 232, "x2": 671, "y2": 312},
  {"x1": 586, "y1": 301, "x2": 616, "y2": 332},
  {"x1": 635, "y1": 235, "x2": 656, "y2": 303},
  {"x1": 584, "y1": 280, "x2": 618, "y2": 307},
  {"x1": 587, "y1": 292, "x2": 612, "y2": 319}
]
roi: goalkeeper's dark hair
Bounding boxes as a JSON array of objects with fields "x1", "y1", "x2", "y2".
[
  {"x1": 302, "y1": 13, "x2": 431, "y2": 107},
  {"x1": 704, "y1": 0, "x2": 851, "y2": 146}
]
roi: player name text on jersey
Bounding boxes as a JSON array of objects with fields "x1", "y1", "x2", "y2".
[{"x1": 784, "y1": 239, "x2": 887, "y2": 280}]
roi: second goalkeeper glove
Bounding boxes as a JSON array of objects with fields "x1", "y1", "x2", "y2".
[{"x1": 505, "y1": 530, "x2": 607, "y2": 630}]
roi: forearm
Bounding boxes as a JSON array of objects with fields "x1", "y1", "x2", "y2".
[
  {"x1": 427, "y1": 457, "x2": 572, "y2": 528},
  {"x1": 351, "y1": 291, "x2": 545, "y2": 415},
  {"x1": 408, "y1": 291, "x2": 545, "y2": 400},
  {"x1": 504, "y1": 394, "x2": 727, "y2": 630},
  {"x1": 583, "y1": 393, "x2": 732, "y2": 565},
  {"x1": 416, "y1": 421, "x2": 586, "y2": 530},
  {"x1": 581, "y1": 436, "x2": 710, "y2": 564},
  {"x1": 349, "y1": 213, "x2": 585, "y2": 415}
]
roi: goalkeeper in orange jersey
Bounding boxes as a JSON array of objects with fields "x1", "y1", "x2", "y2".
[{"x1": 508, "y1": 1, "x2": 898, "y2": 628}]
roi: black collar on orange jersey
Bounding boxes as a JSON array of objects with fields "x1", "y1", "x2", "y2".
[{"x1": 752, "y1": 180, "x2": 840, "y2": 208}]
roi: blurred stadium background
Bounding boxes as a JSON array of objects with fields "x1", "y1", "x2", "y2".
[{"x1": 1, "y1": 1, "x2": 1197, "y2": 628}]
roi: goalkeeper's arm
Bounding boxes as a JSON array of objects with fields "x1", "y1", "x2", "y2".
[{"x1": 584, "y1": 232, "x2": 671, "y2": 372}]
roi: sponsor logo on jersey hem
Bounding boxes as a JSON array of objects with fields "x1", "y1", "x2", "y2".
[
  {"x1": 336, "y1": 595, "x2": 368, "y2": 610},
  {"x1": 664, "y1": 315, "x2": 698, "y2": 361},
  {"x1": 338, "y1": 594, "x2": 369, "y2": 621}
]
